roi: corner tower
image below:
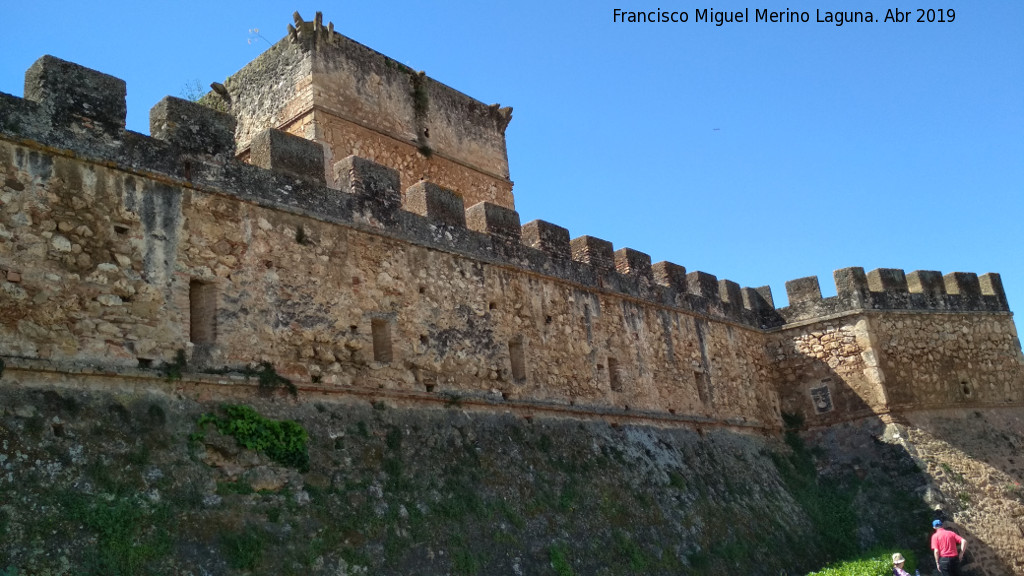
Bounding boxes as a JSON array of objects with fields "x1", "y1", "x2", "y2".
[{"x1": 203, "y1": 12, "x2": 515, "y2": 209}]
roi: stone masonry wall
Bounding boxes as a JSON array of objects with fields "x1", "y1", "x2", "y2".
[
  {"x1": 873, "y1": 312, "x2": 1024, "y2": 409},
  {"x1": 1, "y1": 53, "x2": 1021, "y2": 439},
  {"x1": 772, "y1": 311, "x2": 1024, "y2": 428},
  {"x1": 0, "y1": 134, "x2": 778, "y2": 429},
  {"x1": 769, "y1": 316, "x2": 882, "y2": 427}
]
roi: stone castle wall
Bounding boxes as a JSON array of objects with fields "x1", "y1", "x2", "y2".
[{"x1": 1, "y1": 54, "x2": 1021, "y2": 436}]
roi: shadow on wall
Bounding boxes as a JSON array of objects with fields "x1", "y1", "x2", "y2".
[{"x1": 900, "y1": 410, "x2": 1024, "y2": 576}]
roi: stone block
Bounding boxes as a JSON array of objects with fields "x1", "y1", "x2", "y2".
[
  {"x1": 944, "y1": 272, "x2": 981, "y2": 300},
  {"x1": 906, "y1": 270, "x2": 946, "y2": 298},
  {"x1": 24, "y1": 55, "x2": 127, "y2": 132},
  {"x1": 251, "y1": 128, "x2": 326, "y2": 184},
  {"x1": 786, "y1": 276, "x2": 821, "y2": 305},
  {"x1": 149, "y1": 96, "x2": 237, "y2": 156},
  {"x1": 742, "y1": 286, "x2": 773, "y2": 312},
  {"x1": 522, "y1": 220, "x2": 570, "y2": 259},
  {"x1": 333, "y1": 155, "x2": 401, "y2": 210},
  {"x1": 404, "y1": 182, "x2": 465, "y2": 228},
  {"x1": 570, "y1": 236, "x2": 614, "y2": 272},
  {"x1": 867, "y1": 268, "x2": 908, "y2": 293},
  {"x1": 614, "y1": 248, "x2": 652, "y2": 279},
  {"x1": 686, "y1": 271, "x2": 719, "y2": 300},
  {"x1": 979, "y1": 273, "x2": 1008, "y2": 308},
  {"x1": 718, "y1": 279, "x2": 742, "y2": 306},
  {"x1": 652, "y1": 261, "x2": 686, "y2": 291},
  {"x1": 834, "y1": 267, "x2": 869, "y2": 301},
  {"x1": 466, "y1": 202, "x2": 521, "y2": 242}
]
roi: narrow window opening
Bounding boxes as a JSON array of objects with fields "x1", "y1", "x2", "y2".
[
  {"x1": 509, "y1": 338, "x2": 526, "y2": 382},
  {"x1": 609, "y1": 357, "x2": 622, "y2": 392},
  {"x1": 489, "y1": 302, "x2": 497, "y2": 310},
  {"x1": 189, "y1": 280, "x2": 217, "y2": 345},
  {"x1": 113, "y1": 224, "x2": 130, "y2": 235},
  {"x1": 371, "y1": 318, "x2": 393, "y2": 363},
  {"x1": 418, "y1": 286, "x2": 426, "y2": 294},
  {"x1": 545, "y1": 315, "x2": 553, "y2": 324},
  {"x1": 137, "y1": 358, "x2": 153, "y2": 369},
  {"x1": 961, "y1": 381, "x2": 972, "y2": 398},
  {"x1": 694, "y1": 370, "x2": 709, "y2": 406}
]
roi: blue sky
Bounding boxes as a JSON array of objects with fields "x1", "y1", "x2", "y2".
[{"x1": 2, "y1": 1, "x2": 1022, "y2": 317}]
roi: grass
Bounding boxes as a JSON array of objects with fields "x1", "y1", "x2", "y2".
[
  {"x1": 221, "y1": 525, "x2": 266, "y2": 570},
  {"x1": 548, "y1": 542, "x2": 575, "y2": 576},
  {"x1": 62, "y1": 489, "x2": 172, "y2": 575}
]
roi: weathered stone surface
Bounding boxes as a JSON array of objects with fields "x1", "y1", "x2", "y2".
[
  {"x1": 786, "y1": 276, "x2": 821, "y2": 305},
  {"x1": 521, "y1": 220, "x2": 570, "y2": 260},
  {"x1": 250, "y1": 128, "x2": 326, "y2": 184},
  {"x1": 570, "y1": 236, "x2": 614, "y2": 272},
  {"x1": 465, "y1": 201, "x2": 521, "y2": 242},
  {"x1": 652, "y1": 261, "x2": 686, "y2": 291},
  {"x1": 403, "y1": 181, "x2": 465, "y2": 228},
  {"x1": 614, "y1": 248, "x2": 652, "y2": 280},
  {"x1": 686, "y1": 271, "x2": 719, "y2": 300},
  {"x1": 150, "y1": 96, "x2": 237, "y2": 156},
  {"x1": 24, "y1": 55, "x2": 126, "y2": 132}
]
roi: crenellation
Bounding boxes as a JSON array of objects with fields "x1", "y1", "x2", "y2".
[
  {"x1": 521, "y1": 220, "x2": 571, "y2": 260},
  {"x1": 250, "y1": 128, "x2": 326, "y2": 185},
  {"x1": 754, "y1": 285, "x2": 774, "y2": 309},
  {"x1": 149, "y1": 96, "x2": 237, "y2": 157},
  {"x1": 614, "y1": 247, "x2": 652, "y2": 280},
  {"x1": 333, "y1": 155, "x2": 402, "y2": 226},
  {"x1": 785, "y1": 275, "x2": 822, "y2": 305},
  {"x1": 979, "y1": 273, "x2": 1009, "y2": 311},
  {"x1": 944, "y1": 272, "x2": 982, "y2": 308},
  {"x1": 652, "y1": 261, "x2": 686, "y2": 292},
  {"x1": 465, "y1": 201, "x2": 521, "y2": 243},
  {"x1": 906, "y1": 270, "x2": 946, "y2": 298},
  {"x1": 834, "y1": 267, "x2": 869, "y2": 306},
  {"x1": 24, "y1": 55, "x2": 126, "y2": 133},
  {"x1": 570, "y1": 235, "x2": 615, "y2": 272},
  {"x1": 403, "y1": 182, "x2": 466, "y2": 228},
  {"x1": 718, "y1": 279, "x2": 742, "y2": 308},
  {"x1": 866, "y1": 268, "x2": 909, "y2": 294},
  {"x1": 686, "y1": 271, "x2": 719, "y2": 300}
]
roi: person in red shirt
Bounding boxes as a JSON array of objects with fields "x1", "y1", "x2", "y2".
[{"x1": 931, "y1": 519, "x2": 967, "y2": 576}]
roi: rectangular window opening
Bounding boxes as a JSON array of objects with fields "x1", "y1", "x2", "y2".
[
  {"x1": 372, "y1": 318, "x2": 393, "y2": 363},
  {"x1": 189, "y1": 280, "x2": 217, "y2": 345},
  {"x1": 609, "y1": 357, "x2": 622, "y2": 392},
  {"x1": 509, "y1": 338, "x2": 526, "y2": 382}
]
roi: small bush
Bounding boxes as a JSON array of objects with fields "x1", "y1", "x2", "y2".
[
  {"x1": 807, "y1": 550, "x2": 914, "y2": 576},
  {"x1": 197, "y1": 405, "x2": 309, "y2": 471}
]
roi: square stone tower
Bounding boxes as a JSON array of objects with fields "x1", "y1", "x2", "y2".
[{"x1": 203, "y1": 12, "x2": 515, "y2": 209}]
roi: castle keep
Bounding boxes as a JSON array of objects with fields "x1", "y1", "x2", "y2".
[{"x1": 1, "y1": 12, "x2": 1021, "y2": 436}]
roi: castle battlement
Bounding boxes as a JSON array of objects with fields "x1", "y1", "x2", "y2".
[{"x1": 1, "y1": 32, "x2": 1021, "y2": 433}]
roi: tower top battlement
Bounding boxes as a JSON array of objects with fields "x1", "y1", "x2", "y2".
[{"x1": 202, "y1": 11, "x2": 514, "y2": 211}]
